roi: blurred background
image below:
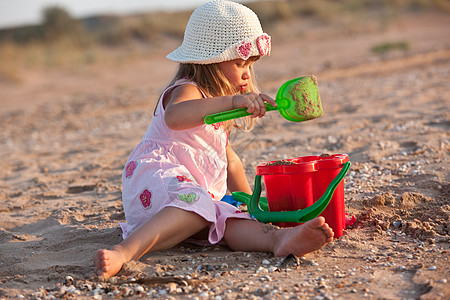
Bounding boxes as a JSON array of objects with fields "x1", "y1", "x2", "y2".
[
  {"x1": 1, "y1": 0, "x2": 448, "y2": 157},
  {"x1": 0, "y1": 0, "x2": 449, "y2": 114},
  {"x1": 1, "y1": 0, "x2": 448, "y2": 76},
  {"x1": 0, "y1": 0, "x2": 221, "y2": 29}
]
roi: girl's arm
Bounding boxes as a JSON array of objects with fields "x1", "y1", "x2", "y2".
[
  {"x1": 164, "y1": 84, "x2": 275, "y2": 130},
  {"x1": 226, "y1": 144, "x2": 252, "y2": 194}
]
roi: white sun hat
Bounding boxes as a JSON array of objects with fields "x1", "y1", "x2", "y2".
[{"x1": 167, "y1": 0, "x2": 271, "y2": 64}]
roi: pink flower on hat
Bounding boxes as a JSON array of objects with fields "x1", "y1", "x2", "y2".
[
  {"x1": 125, "y1": 161, "x2": 137, "y2": 178},
  {"x1": 140, "y1": 189, "x2": 152, "y2": 209},
  {"x1": 256, "y1": 34, "x2": 271, "y2": 56},
  {"x1": 236, "y1": 41, "x2": 252, "y2": 60}
]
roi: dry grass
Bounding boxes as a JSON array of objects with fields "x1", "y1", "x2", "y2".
[
  {"x1": 371, "y1": 41, "x2": 410, "y2": 54},
  {"x1": 0, "y1": 0, "x2": 448, "y2": 83}
]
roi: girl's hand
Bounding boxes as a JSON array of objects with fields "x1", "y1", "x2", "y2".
[{"x1": 232, "y1": 92, "x2": 277, "y2": 118}]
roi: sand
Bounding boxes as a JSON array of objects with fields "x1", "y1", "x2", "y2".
[{"x1": 0, "y1": 11, "x2": 449, "y2": 300}]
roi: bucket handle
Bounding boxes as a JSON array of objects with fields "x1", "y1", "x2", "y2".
[{"x1": 243, "y1": 161, "x2": 351, "y2": 224}]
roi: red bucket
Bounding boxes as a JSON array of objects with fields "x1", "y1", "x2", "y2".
[{"x1": 256, "y1": 154, "x2": 349, "y2": 238}]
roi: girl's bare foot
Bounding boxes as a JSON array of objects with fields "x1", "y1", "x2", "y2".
[
  {"x1": 273, "y1": 217, "x2": 334, "y2": 257},
  {"x1": 94, "y1": 247, "x2": 128, "y2": 279}
]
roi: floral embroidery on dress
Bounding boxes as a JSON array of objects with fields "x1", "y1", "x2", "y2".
[
  {"x1": 177, "y1": 175, "x2": 193, "y2": 182},
  {"x1": 140, "y1": 188, "x2": 152, "y2": 209},
  {"x1": 211, "y1": 122, "x2": 223, "y2": 130},
  {"x1": 125, "y1": 161, "x2": 137, "y2": 178},
  {"x1": 178, "y1": 192, "x2": 199, "y2": 203}
]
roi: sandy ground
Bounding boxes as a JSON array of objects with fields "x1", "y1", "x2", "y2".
[{"x1": 0, "y1": 11, "x2": 449, "y2": 300}]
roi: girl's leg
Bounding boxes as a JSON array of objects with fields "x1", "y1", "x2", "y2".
[
  {"x1": 94, "y1": 207, "x2": 209, "y2": 278},
  {"x1": 223, "y1": 216, "x2": 333, "y2": 257}
]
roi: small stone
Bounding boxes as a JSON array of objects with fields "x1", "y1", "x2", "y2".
[
  {"x1": 256, "y1": 266, "x2": 268, "y2": 273},
  {"x1": 158, "y1": 289, "x2": 167, "y2": 295},
  {"x1": 437, "y1": 278, "x2": 447, "y2": 283},
  {"x1": 120, "y1": 287, "x2": 132, "y2": 297},
  {"x1": 268, "y1": 266, "x2": 278, "y2": 273},
  {"x1": 64, "y1": 275, "x2": 74, "y2": 286},
  {"x1": 134, "y1": 285, "x2": 144, "y2": 293},
  {"x1": 108, "y1": 277, "x2": 118, "y2": 284},
  {"x1": 260, "y1": 275, "x2": 272, "y2": 282},
  {"x1": 429, "y1": 266, "x2": 437, "y2": 270},
  {"x1": 262, "y1": 259, "x2": 270, "y2": 265},
  {"x1": 167, "y1": 282, "x2": 177, "y2": 293}
]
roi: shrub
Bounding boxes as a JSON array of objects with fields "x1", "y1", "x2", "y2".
[{"x1": 42, "y1": 6, "x2": 90, "y2": 46}]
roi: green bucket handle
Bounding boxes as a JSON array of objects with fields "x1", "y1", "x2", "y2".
[{"x1": 233, "y1": 161, "x2": 351, "y2": 224}]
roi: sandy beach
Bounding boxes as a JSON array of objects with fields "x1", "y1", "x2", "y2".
[{"x1": 0, "y1": 6, "x2": 449, "y2": 300}]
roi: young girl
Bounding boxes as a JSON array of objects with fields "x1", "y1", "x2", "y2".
[{"x1": 95, "y1": 0, "x2": 333, "y2": 279}]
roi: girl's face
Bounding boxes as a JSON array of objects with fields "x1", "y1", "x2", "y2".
[{"x1": 218, "y1": 58, "x2": 256, "y2": 93}]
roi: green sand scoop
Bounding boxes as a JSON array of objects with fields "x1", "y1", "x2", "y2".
[
  {"x1": 204, "y1": 75, "x2": 323, "y2": 124},
  {"x1": 232, "y1": 161, "x2": 351, "y2": 224}
]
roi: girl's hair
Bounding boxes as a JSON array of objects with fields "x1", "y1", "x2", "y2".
[{"x1": 155, "y1": 56, "x2": 260, "y2": 132}]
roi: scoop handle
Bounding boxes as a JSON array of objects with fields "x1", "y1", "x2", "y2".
[{"x1": 204, "y1": 103, "x2": 277, "y2": 124}]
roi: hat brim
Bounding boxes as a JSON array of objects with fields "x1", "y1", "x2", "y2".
[{"x1": 167, "y1": 33, "x2": 271, "y2": 64}]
